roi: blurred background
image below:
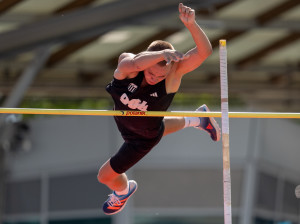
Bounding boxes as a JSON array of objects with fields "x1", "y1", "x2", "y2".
[{"x1": 0, "y1": 0, "x2": 299, "y2": 224}]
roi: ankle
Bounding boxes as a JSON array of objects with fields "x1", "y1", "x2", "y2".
[
  {"x1": 115, "y1": 182, "x2": 129, "y2": 196},
  {"x1": 184, "y1": 117, "x2": 200, "y2": 128}
]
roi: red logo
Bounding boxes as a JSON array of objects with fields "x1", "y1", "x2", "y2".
[
  {"x1": 125, "y1": 111, "x2": 146, "y2": 116},
  {"x1": 206, "y1": 123, "x2": 213, "y2": 130}
]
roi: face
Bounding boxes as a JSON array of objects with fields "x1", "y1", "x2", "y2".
[{"x1": 144, "y1": 64, "x2": 172, "y2": 85}]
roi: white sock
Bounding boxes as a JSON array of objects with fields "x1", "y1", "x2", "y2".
[
  {"x1": 115, "y1": 182, "x2": 129, "y2": 196},
  {"x1": 184, "y1": 117, "x2": 200, "y2": 128}
]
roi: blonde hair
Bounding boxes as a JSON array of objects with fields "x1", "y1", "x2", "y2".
[{"x1": 147, "y1": 40, "x2": 174, "y2": 51}]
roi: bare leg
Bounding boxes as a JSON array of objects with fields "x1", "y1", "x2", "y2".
[
  {"x1": 97, "y1": 159, "x2": 128, "y2": 192},
  {"x1": 99, "y1": 117, "x2": 185, "y2": 189},
  {"x1": 163, "y1": 117, "x2": 185, "y2": 136}
]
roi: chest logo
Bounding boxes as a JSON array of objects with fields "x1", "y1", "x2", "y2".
[
  {"x1": 150, "y1": 92, "x2": 158, "y2": 97},
  {"x1": 128, "y1": 83, "x2": 138, "y2": 93},
  {"x1": 120, "y1": 93, "x2": 148, "y2": 111}
]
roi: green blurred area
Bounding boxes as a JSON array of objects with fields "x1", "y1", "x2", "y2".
[{"x1": 19, "y1": 93, "x2": 244, "y2": 113}]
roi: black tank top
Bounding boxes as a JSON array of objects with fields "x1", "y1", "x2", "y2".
[{"x1": 106, "y1": 71, "x2": 176, "y2": 139}]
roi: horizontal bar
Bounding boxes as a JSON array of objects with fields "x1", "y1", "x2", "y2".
[{"x1": 0, "y1": 108, "x2": 300, "y2": 119}]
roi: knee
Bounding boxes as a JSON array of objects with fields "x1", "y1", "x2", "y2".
[
  {"x1": 97, "y1": 161, "x2": 118, "y2": 184},
  {"x1": 97, "y1": 168, "x2": 110, "y2": 184}
]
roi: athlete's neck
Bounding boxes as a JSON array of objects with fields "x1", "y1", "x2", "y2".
[{"x1": 141, "y1": 78, "x2": 149, "y2": 87}]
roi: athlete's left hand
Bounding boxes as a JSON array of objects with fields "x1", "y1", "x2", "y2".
[{"x1": 179, "y1": 3, "x2": 195, "y2": 26}]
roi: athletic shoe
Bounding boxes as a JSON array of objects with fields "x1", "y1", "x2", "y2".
[
  {"x1": 102, "y1": 180, "x2": 138, "y2": 215},
  {"x1": 195, "y1": 104, "x2": 221, "y2": 141}
]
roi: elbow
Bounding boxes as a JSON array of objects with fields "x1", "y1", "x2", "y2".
[
  {"x1": 196, "y1": 45, "x2": 212, "y2": 58},
  {"x1": 204, "y1": 46, "x2": 213, "y2": 59},
  {"x1": 207, "y1": 45, "x2": 213, "y2": 56},
  {"x1": 131, "y1": 59, "x2": 142, "y2": 71},
  {"x1": 199, "y1": 47, "x2": 212, "y2": 59}
]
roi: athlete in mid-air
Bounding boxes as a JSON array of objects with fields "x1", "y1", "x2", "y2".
[{"x1": 97, "y1": 3, "x2": 220, "y2": 215}]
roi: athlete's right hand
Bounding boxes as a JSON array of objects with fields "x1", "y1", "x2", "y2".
[{"x1": 163, "y1": 49, "x2": 190, "y2": 65}]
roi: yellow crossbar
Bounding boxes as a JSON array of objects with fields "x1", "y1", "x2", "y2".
[{"x1": 0, "y1": 108, "x2": 299, "y2": 119}]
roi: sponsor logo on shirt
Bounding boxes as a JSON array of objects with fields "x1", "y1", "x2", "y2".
[
  {"x1": 128, "y1": 83, "x2": 138, "y2": 93},
  {"x1": 120, "y1": 93, "x2": 148, "y2": 111}
]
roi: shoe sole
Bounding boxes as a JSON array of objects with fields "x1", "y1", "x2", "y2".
[
  {"x1": 205, "y1": 106, "x2": 221, "y2": 141},
  {"x1": 103, "y1": 182, "x2": 138, "y2": 215}
]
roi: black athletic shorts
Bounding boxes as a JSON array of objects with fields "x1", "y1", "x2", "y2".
[{"x1": 110, "y1": 122, "x2": 165, "y2": 174}]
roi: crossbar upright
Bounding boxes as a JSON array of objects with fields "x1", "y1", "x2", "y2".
[{"x1": 220, "y1": 39, "x2": 232, "y2": 224}]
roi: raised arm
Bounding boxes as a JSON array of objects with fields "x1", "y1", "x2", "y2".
[
  {"x1": 175, "y1": 3, "x2": 212, "y2": 76},
  {"x1": 114, "y1": 50, "x2": 186, "y2": 80}
]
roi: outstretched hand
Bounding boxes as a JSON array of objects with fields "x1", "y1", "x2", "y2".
[
  {"x1": 179, "y1": 3, "x2": 195, "y2": 26},
  {"x1": 163, "y1": 49, "x2": 189, "y2": 65}
]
